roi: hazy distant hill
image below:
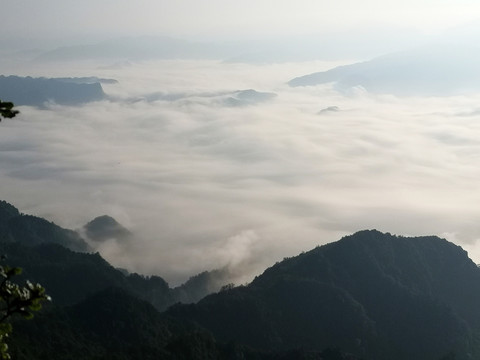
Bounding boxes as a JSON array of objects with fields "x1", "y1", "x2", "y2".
[
  {"x1": 168, "y1": 230, "x2": 480, "y2": 360},
  {"x1": 223, "y1": 89, "x2": 277, "y2": 107},
  {"x1": 34, "y1": 36, "x2": 233, "y2": 62},
  {"x1": 54, "y1": 76, "x2": 118, "y2": 85},
  {"x1": 288, "y1": 42, "x2": 480, "y2": 96},
  {"x1": 0, "y1": 75, "x2": 106, "y2": 106},
  {"x1": 131, "y1": 88, "x2": 277, "y2": 107},
  {"x1": 83, "y1": 215, "x2": 132, "y2": 243},
  {"x1": 173, "y1": 268, "x2": 235, "y2": 305},
  {"x1": 32, "y1": 30, "x2": 423, "y2": 64}
]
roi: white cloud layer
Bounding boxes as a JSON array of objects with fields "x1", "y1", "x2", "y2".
[{"x1": 2, "y1": 60, "x2": 480, "y2": 284}]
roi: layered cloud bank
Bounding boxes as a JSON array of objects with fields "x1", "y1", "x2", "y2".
[{"x1": 2, "y1": 59, "x2": 480, "y2": 283}]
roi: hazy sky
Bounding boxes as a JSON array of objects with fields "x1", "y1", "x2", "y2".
[{"x1": 4, "y1": 0, "x2": 480, "y2": 42}]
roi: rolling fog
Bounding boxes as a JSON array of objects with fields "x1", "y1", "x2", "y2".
[{"x1": 2, "y1": 56, "x2": 480, "y2": 284}]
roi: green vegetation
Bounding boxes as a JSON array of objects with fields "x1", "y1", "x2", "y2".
[{"x1": 0, "y1": 259, "x2": 49, "y2": 359}]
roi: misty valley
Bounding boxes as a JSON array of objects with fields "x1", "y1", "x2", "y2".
[{"x1": 2, "y1": 30, "x2": 480, "y2": 360}]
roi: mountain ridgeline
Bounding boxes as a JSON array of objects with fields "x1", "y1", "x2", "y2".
[
  {"x1": 0, "y1": 200, "x2": 89, "y2": 252},
  {"x1": 288, "y1": 41, "x2": 480, "y2": 96},
  {"x1": 1, "y1": 199, "x2": 480, "y2": 359},
  {"x1": 169, "y1": 230, "x2": 480, "y2": 359}
]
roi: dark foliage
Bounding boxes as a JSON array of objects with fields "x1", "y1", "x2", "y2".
[
  {"x1": 0, "y1": 100, "x2": 19, "y2": 121},
  {"x1": 9, "y1": 286, "x2": 366, "y2": 360},
  {"x1": 0, "y1": 259, "x2": 49, "y2": 359},
  {"x1": 10, "y1": 287, "x2": 179, "y2": 360}
]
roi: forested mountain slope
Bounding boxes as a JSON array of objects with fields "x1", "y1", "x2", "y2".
[
  {"x1": 0, "y1": 200, "x2": 89, "y2": 252},
  {"x1": 1, "y1": 199, "x2": 475, "y2": 359},
  {"x1": 168, "y1": 230, "x2": 480, "y2": 360},
  {"x1": 0, "y1": 200, "x2": 228, "y2": 310}
]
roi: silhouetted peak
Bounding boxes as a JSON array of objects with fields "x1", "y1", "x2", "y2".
[
  {"x1": 336, "y1": 230, "x2": 470, "y2": 264},
  {"x1": 83, "y1": 215, "x2": 132, "y2": 242},
  {"x1": 171, "y1": 231, "x2": 480, "y2": 359},
  {"x1": 86, "y1": 215, "x2": 120, "y2": 228}
]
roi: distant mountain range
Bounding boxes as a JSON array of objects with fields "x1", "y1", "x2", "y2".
[
  {"x1": 223, "y1": 89, "x2": 277, "y2": 107},
  {"x1": 136, "y1": 88, "x2": 277, "y2": 107},
  {"x1": 34, "y1": 36, "x2": 232, "y2": 62},
  {"x1": 28, "y1": 30, "x2": 424, "y2": 64},
  {"x1": 0, "y1": 74, "x2": 276, "y2": 108},
  {"x1": 288, "y1": 41, "x2": 480, "y2": 96},
  {"x1": 2, "y1": 199, "x2": 479, "y2": 359},
  {"x1": 0, "y1": 75, "x2": 109, "y2": 106}
]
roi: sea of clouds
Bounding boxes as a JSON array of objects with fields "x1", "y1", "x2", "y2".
[{"x1": 2, "y1": 59, "x2": 480, "y2": 284}]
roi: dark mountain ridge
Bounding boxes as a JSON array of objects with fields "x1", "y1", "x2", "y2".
[
  {"x1": 1, "y1": 198, "x2": 479, "y2": 359},
  {"x1": 0, "y1": 200, "x2": 89, "y2": 252},
  {"x1": 256, "y1": 230, "x2": 480, "y2": 325},
  {"x1": 11, "y1": 286, "x2": 364, "y2": 360},
  {"x1": 168, "y1": 230, "x2": 480, "y2": 360}
]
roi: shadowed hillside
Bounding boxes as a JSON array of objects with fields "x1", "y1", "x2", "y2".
[
  {"x1": 168, "y1": 230, "x2": 480, "y2": 360},
  {"x1": 1, "y1": 198, "x2": 478, "y2": 359}
]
